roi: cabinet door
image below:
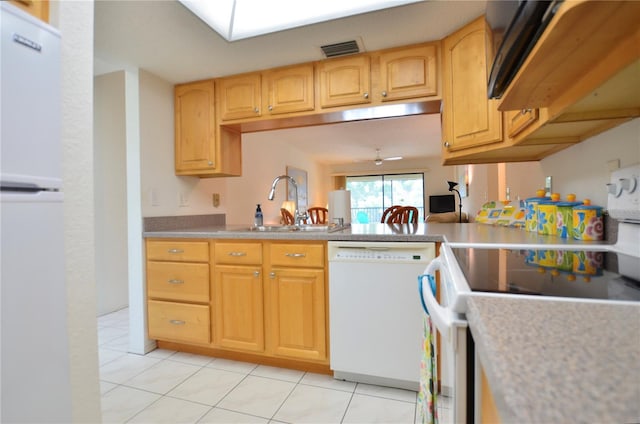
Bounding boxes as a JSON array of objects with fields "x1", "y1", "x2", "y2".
[
  {"x1": 266, "y1": 268, "x2": 326, "y2": 361},
  {"x1": 379, "y1": 45, "x2": 438, "y2": 101},
  {"x1": 174, "y1": 80, "x2": 217, "y2": 172},
  {"x1": 442, "y1": 17, "x2": 502, "y2": 151},
  {"x1": 264, "y1": 64, "x2": 315, "y2": 115},
  {"x1": 218, "y1": 73, "x2": 262, "y2": 120},
  {"x1": 213, "y1": 265, "x2": 264, "y2": 352},
  {"x1": 318, "y1": 55, "x2": 371, "y2": 108},
  {"x1": 506, "y1": 108, "x2": 539, "y2": 138},
  {"x1": 9, "y1": 0, "x2": 49, "y2": 22}
]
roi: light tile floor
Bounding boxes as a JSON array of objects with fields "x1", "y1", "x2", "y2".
[{"x1": 99, "y1": 308, "x2": 451, "y2": 423}]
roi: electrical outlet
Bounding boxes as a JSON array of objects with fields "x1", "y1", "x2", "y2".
[
  {"x1": 179, "y1": 192, "x2": 189, "y2": 207},
  {"x1": 212, "y1": 193, "x2": 220, "y2": 207},
  {"x1": 607, "y1": 159, "x2": 620, "y2": 171}
]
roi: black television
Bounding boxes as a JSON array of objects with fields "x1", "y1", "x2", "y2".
[{"x1": 429, "y1": 195, "x2": 455, "y2": 213}]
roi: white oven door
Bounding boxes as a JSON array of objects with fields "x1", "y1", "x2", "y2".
[{"x1": 420, "y1": 256, "x2": 469, "y2": 424}]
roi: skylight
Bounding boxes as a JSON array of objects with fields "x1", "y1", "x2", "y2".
[{"x1": 179, "y1": 0, "x2": 422, "y2": 42}]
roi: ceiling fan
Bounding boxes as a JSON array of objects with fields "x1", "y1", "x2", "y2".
[{"x1": 373, "y1": 148, "x2": 402, "y2": 166}]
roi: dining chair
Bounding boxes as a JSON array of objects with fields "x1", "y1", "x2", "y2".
[
  {"x1": 387, "y1": 206, "x2": 419, "y2": 224},
  {"x1": 380, "y1": 205, "x2": 403, "y2": 223},
  {"x1": 280, "y1": 208, "x2": 295, "y2": 225},
  {"x1": 307, "y1": 207, "x2": 328, "y2": 224}
]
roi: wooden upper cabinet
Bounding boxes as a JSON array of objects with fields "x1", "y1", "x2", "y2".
[
  {"x1": 263, "y1": 64, "x2": 315, "y2": 115},
  {"x1": 318, "y1": 55, "x2": 371, "y2": 108},
  {"x1": 218, "y1": 73, "x2": 262, "y2": 121},
  {"x1": 378, "y1": 45, "x2": 438, "y2": 102},
  {"x1": 442, "y1": 16, "x2": 502, "y2": 152},
  {"x1": 174, "y1": 80, "x2": 217, "y2": 173},
  {"x1": 9, "y1": 0, "x2": 49, "y2": 22}
]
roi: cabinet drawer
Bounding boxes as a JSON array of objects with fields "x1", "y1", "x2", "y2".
[
  {"x1": 269, "y1": 243, "x2": 324, "y2": 268},
  {"x1": 147, "y1": 240, "x2": 209, "y2": 262},
  {"x1": 215, "y1": 242, "x2": 262, "y2": 265},
  {"x1": 147, "y1": 261, "x2": 209, "y2": 302},
  {"x1": 148, "y1": 300, "x2": 210, "y2": 344}
]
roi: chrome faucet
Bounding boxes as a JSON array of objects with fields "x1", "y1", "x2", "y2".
[{"x1": 268, "y1": 175, "x2": 308, "y2": 225}]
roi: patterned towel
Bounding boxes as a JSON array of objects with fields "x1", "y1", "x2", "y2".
[{"x1": 417, "y1": 275, "x2": 438, "y2": 424}]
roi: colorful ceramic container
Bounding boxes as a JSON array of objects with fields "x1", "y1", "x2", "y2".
[
  {"x1": 572, "y1": 200, "x2": 604, "y2": 240},
  {"x1": 537, "y1": 193, "x2": 561, "y2": 235},
  {"x1": 556, "y1": 194, "x2": 582, "y2": 239},
  {"x1": 524, "y1": 190, "x2": 550, "y2": 232}
]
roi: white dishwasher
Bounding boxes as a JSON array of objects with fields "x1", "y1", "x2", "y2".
[{"x1": 328, "y1": 241, "x2": 436, "y2": 391}]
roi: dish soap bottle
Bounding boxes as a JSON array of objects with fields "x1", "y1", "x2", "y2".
[{"x1": 254, "y1": 204, "x2": 263, "y2": 227}]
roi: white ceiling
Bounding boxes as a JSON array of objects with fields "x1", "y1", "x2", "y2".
[{"x1": 93, "y1": 0, "x2": 486, "y2": 164}]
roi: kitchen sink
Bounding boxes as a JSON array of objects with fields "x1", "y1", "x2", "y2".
[{"x1": 248, "y1": 224, "x2": 332, "y2": 232}]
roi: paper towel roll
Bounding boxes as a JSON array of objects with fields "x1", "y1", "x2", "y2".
[{"x1": 328, "y1": 190, "x2": 351, "y2": 224}]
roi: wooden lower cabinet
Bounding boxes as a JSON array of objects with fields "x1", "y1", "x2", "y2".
[
  {"x1": 213, "y1": 264, "x2": 265, "y2": 352},
  {"x1": 146, "y1": 238, "x2": 328, "y2": 369},
  {"x1": 266, "y1": 267, "x2": 326, "y2": 361}
]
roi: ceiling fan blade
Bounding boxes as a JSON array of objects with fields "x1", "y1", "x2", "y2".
[{"x1": 383, "y1": 156, "x2": 403, "y2": 161}]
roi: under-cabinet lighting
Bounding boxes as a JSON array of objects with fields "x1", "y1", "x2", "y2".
[{"x1": 179, "y1": 0, "x2": 422, "y2": 41}]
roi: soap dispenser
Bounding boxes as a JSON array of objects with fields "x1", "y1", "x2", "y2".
[{"x1": 254, "y1": 204, "x2": 263, "y2": 227}]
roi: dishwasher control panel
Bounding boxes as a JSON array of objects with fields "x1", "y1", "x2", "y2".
[
  {"x1": 328, "y1": 242, "x2": 436, "y2": 263},
  {"x1": 334, "y1": 249, "x2": 425, "y2": 261}
]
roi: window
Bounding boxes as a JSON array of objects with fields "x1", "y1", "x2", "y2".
[{"x1": 346, "y1": 173, "x2": 424, "y2": 223}]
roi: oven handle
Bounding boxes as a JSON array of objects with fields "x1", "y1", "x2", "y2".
[{"x1": 419, "y1": 258, "x2": 467, "y2": 347}]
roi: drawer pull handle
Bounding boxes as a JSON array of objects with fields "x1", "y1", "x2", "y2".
[
  {"x1": 285, "y1": 253, "x2": 306, "y2": 258},
  {"x1": 228, "y1": 252, "x2": 247, "y2": 257},
  {"x1": 167, "y1": 249, "x2": 184, "y2": 254},
  {"x1": 168, "y1": 279, "x2": 184, "y2": 284},
  {"x1": 169, "y1": 319, "x2": 185, "y2": 325}
]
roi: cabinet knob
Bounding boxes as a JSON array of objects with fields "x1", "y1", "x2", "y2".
[
  {"x1": 168, "y1": 279, "x2": 184, "y2": 285},
  {"x1": 521, "y1": 109, "x2": 532, "y2": 115},
  {"x1": 169, "y1": 319, "x2": 185, "y2": 326},
  {"x1": 268, "y1": 105, "x2": 273, "y2": 111},
  {"x1": 269, "y1": 271, "x2": 276, "y2": 279},
  {"x1": 444, "y1": 141, "x2": 451, "y2": 148},
  {"x1": 363, "y1": 92, "x2": 369, "y2": 99},
  {"x1": 381, "y1": 91, "x2": 387, "y2": 97},
  {"x1": 254, "y1": 107, "x2": 259, "y2": 113},
  {"x1": 208, "y1": 161, "x2": 213, "y2": 166},
  {"x1": 254, "y1": 271, "x2": 260, "y2": 277},
  {"x1": 167, "y1": 248, "x2": 184, "y2": 254}
]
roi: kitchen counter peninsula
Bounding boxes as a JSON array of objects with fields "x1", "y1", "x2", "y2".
[
  {"x1": 467, "y1": 296, "x2": 640, "y2": 424},
  {"x1": 143, "y1": 222, "x2": 612, "y2": 247}
]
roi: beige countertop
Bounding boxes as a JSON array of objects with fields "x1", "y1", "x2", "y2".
[
  {"x1": 467, "y1": 296, "x2": 640, "y2": 424},
  {"x1": 143, "y1": 222, "x2": 611, "y2": 248}
]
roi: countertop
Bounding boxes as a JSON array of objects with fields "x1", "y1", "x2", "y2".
[
  {"x1": 143, "y1": 222, "x2": 611, "y2": 248},
  {"x1": 466, "y1": 296, "x2": 640, "y2": 424}
]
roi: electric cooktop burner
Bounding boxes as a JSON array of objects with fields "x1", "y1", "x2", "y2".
[{"x1": 451, "y1": 248, "x2": 640, "y2": 302}]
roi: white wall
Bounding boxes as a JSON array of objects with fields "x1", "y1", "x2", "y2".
[
  {"x1": 94, "y1": 71, "x2": 129, "y2": 315},
  {"x1": 540, "y1": 118, "x2": 640, "y2": 207},
  {"x1": 56, "y1": 0, "x2": 102, "y2": 421}
]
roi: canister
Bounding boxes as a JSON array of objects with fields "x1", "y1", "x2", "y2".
[
  {"x1": 537, "y1": 193, "x2": 561, "y2": 235},
  {"x1": 524, "y1": 190, "x2": 550, "y2": 232},
  {"x1": 555, "y1": 194, "x2": 582, "y2": 239},
  {"x1": 572, "y1": 199, "x2": 604, "y2": 240}
]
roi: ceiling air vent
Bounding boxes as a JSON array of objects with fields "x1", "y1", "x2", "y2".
[{"x1": 320, "y1": 40, "x2": 361, "y2": 58}]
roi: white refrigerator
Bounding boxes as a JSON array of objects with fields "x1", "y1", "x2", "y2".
[{"x1": 0, "y1": 3, "x2": 72, "y2": 422}]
